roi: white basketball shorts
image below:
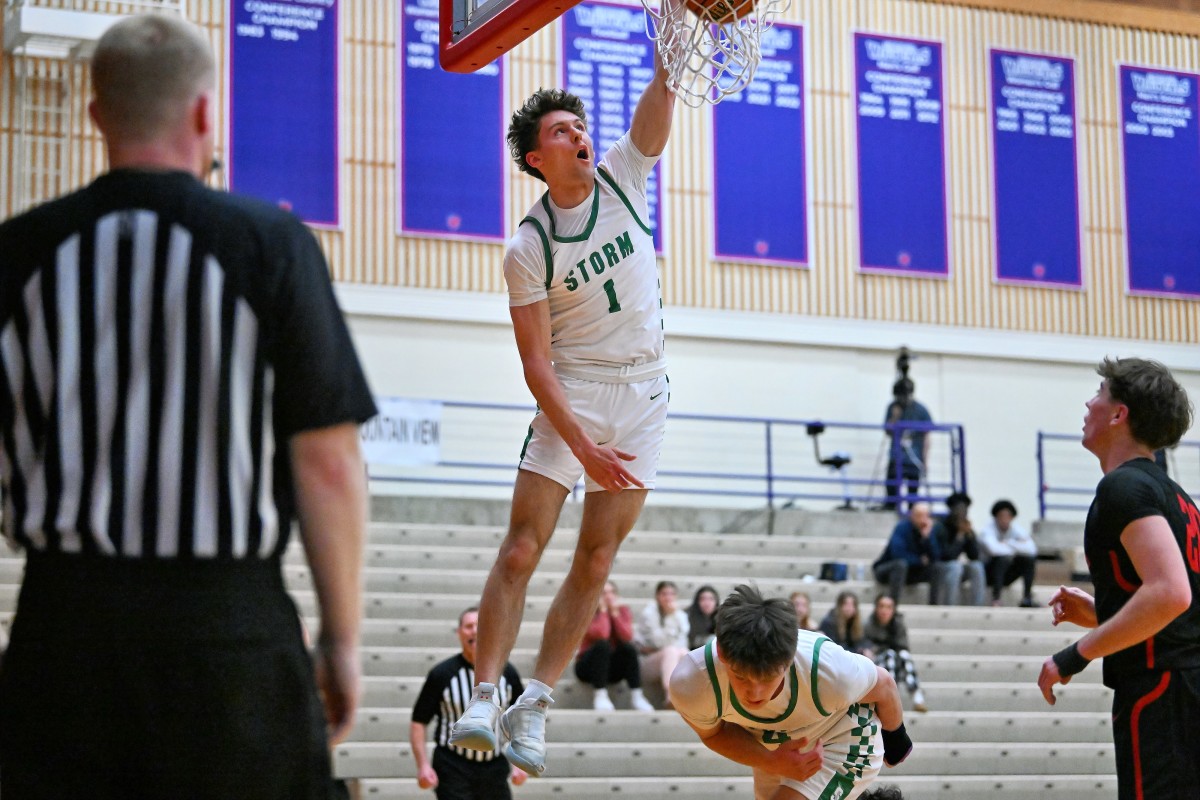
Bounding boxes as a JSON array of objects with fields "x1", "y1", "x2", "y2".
[
  {"x1": 752, "y1": 703, "x2": 884, "y2": 800},
  {"x1": 518, "y1": 373, "x2": 668, "y2": 492}
]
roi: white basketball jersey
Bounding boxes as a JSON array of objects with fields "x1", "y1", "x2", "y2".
[
  {"x1": 673, "y1": 630, "x2": 879, "y2": 749},
  {"x1": 504, "y1": 134, "x2": 664, "y2": 378}
]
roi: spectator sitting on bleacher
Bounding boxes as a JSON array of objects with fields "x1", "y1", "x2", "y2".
[
  {"x1": 864, "y1": 594, "x2": 927, "y2": 713},
  {"x1": 686, "y1": 585, "x2": 720, "y2": 650},
  {"x1": 410, "y1": 607, "x2": 528, "y2": 797},
  {"x1": 931, "y1": 492, "x2": 986, "y2": 606},
  {"x1": 819, "y1": 591, "x2": 874, "y2": 658},
  {"x1": 978, "y1": 499, "x2": 1038, "y2": 607},
  {"x1": 790, "y1": 591, "x2": 816, "y2": 631},
  {"x1": 873, "y1": 503, "x2": 939, "y2": 604},
  {"x1": 576, "y1": 582, "x2": 655, "y2": 711},
  {"x1": 636, "y1": 580, "x2": 690, "y2": 706}
]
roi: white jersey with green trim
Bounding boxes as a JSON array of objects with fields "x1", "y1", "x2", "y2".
[
  {"x1": 671, "y1": 630, "x2": 879, "y2": 749},
  {"x1": 503, "y1": 133, "x2": 664, "y2": 380}
]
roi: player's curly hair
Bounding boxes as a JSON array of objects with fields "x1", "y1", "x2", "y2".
[
  {"x1": 507, "y1": 88, "x2": 588, "y2": 182},
  {"x1": 1097, "y1": 357, "x2": 1193, "y2": 450},
  {"x1": 860, "y1": 786, "x2": 904, "y2": 800},
  {"x1": 714, "y1": 584, "x2": 797, "y2": 679}
]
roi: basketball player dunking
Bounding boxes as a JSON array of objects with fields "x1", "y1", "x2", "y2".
[{"x1": 447, "y1": 16, "x2": 683, "y2": 777}]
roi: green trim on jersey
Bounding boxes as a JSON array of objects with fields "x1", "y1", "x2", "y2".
[
  {"x1": 543, "y1": 181, "x2": 601, "y2": 244},
  {"x1": 519, "y1": 215, "x2": 554, "y2": 290},
  {"x1": 728, "y1": 665, "x2": 800, "y2": 725},
  {"x1": 810, "y1": 636, "x2": 832, "y2": 717},
  {"x1": 596, "y1": 166, "x2": 653, "y2": 237},
  {"x1": 703, "y1": 641, "x2": 723, "y2": 718}
]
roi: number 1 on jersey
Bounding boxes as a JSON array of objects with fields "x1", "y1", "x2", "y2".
[{"x1": 603, "y1": 279, "x2": 621, "y2": 313}]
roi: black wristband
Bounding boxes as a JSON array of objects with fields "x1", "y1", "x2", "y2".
[
  {"x1": 1052, "y1": 642, "x2": 1091, "y2": 678},
  {"x1": 881, "y1": 723, "x2": 912, "y2": 767}
]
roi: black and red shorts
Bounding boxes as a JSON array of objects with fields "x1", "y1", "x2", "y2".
[{"x1": 1111, "y1": 667, "x2": 1200, "y2": 800}]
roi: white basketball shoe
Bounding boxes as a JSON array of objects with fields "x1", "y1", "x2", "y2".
[
  {"x1": 449, "y1": 682, "x2": 501, "y2": 751},
  {"x1": 500, "y1": 690, "x2": 553, "y2": 776}
]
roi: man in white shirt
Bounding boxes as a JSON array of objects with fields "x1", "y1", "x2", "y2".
[
  {"x1": 670, "y1": 585, "x2": 913, "y2": 800},
  {"x1": 977, "y1": 499, "x2": 1039, "y2": 607},
  {"x1": 450, "y1": 22, "x2": 683, "y2": 777}
]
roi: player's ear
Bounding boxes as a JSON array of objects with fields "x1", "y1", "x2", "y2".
[
  {"x1": 1112, "y1": 403, "x2": 1130, "y2": 426},
  {"x1": 525, "y1": 150, "x2": 543, "y2": 172}
]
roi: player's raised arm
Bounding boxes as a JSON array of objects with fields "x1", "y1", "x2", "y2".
[{"x1": 629, "y1": 2, "x2": 680, "y2": 158}]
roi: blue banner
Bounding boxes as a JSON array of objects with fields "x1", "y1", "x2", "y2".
[
  {"x1": 398, "y1": 0, "x2": 505, "y2": 240},
  {"x1": 1120, "y1": 64, "x2": 1200, "y2": 298},
  {"x1": 229, "y1": 0, "x2": 339, "y2": 226},
  {"x1": 991, "y1": 49, "x2": 1081, "y2": 288},
  {"x1": 854, "y1": 33, "x2": 948, "y2": 276},
  {"x1": 712, "y1": 23, "x2": 807, "y2": 266},
  {"x1": 563, "y1": 1, "x2": 663, "y2": 253}
]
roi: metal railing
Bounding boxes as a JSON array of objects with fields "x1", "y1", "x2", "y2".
[
  {"x1": 1037, "y1": 431, "x2": 1200, "y2": 518},
  {"x1": 367, "y1": 399, "x2": 967, "y2": 510}
]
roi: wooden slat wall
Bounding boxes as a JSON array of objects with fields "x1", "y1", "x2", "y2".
[{"x1": 1, "y1": 0, "x2": 1197, "y2": 342}]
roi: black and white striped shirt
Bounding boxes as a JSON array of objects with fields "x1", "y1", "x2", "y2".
[
  {"x1": 0, "y1": 169, "x2": 375, "y2": 560},
  {"x1": 411, "y1": 654, "x2": 523, "y2": 762}
]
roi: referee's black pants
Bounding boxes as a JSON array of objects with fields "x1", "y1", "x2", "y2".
[
  {"x1": 0, "y1": 553, "x2": 336, "y2": 800},
  {"x1": 432, "y1": 747, "x2": 512, "y2": 800}
]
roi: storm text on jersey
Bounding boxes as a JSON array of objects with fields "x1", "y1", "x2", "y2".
[{"x1": 563, "y1": 231, "x2": 635, "y2": 291}]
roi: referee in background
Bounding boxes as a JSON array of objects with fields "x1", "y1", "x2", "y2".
[
  {"x1": 411, "y1": 607, "x2": 526, "y2": 798},
  {"x1": 0, "y1": 13, "x2": 376, "y2": 799}
]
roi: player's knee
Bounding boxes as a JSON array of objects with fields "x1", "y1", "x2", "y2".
[
  {"x1": 573, "y1": 542, "x2": 619, "y2": 585},
  {"x1": 497, "y1": 533, "x2": 543, "y2": 577}
]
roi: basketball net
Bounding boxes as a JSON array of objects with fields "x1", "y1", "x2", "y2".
[{"x1": 642, "y1": 0, "x2": 791, "y2": 107}]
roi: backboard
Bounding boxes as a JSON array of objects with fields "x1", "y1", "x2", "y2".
[{"x1": 439, "y1": 0, "x2": 584, "y2": 73}]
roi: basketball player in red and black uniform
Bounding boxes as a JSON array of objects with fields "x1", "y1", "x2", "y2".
[{"x1": 1038, "y1": 357, "x2": 1199, "y2": 800}]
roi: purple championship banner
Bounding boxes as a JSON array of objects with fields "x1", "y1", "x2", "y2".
[
  {"x1": 990, "y1": 49, "x2": 1082, "y2": 288},
  {"x1": 854, "y1": 32, "x2": 948, "y2": 277},
  {"x1": 398, "y1": 0, "x2": 505, "y2": 241},
  {"x1": 712, "y1": 22, "x2": 807, "y2": 267},
  {"x1": 229, "y1": 0, "x2": 339, "y2": 226},
  {"x1": 563, "y1": 0, "x2": 664, "y2": 253},
  {"x1": 1120, "y1": 64, "x2": 1200, "y2": 298}
]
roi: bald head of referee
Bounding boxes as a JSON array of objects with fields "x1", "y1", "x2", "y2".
[{"x1": 89, "y1": 13, "x2": 217, "y2": 178}]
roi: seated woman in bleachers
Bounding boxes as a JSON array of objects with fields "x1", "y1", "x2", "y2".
[
  {"x1": 635, "y1": 580, "x2": 690, "y2": 707},
  {"x1": 685, "y1": 585, "x2": 719, "y2": 650},
  {"x1": 790, "y1": 590, "x2": 816, "y2": 631},
  {"x1": 575, "y1": 581, "x2": 654, "y2": 711},
  {"x1": 864, "y1": 593, "x2": 927, "y2": 712},
  {"x1": 818, "y1": 590, "x2": 873, "y2": 657}
]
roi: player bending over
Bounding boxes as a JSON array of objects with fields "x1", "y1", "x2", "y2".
[{"x1": 671, "y1": 585, "x2": 913, "y2": 800}]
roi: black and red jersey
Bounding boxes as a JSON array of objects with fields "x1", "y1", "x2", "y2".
[{"x1": 1084, "y1": 457, "x2": 1200, "y2": 686}]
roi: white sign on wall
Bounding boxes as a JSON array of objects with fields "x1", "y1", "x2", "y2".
[{"x1": 361, "y1": 397, "x2": 442, "y2": 466}]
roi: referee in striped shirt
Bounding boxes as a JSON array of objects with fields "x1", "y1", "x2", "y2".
[
  {"x1": 411, "y1": 607, "x2": 526, "y2": 798},
  {"x1": 0, "y1": 14, "x2": 376, "y2": 799}
]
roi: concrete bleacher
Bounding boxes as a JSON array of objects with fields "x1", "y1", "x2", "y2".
[
  {"x1": 314, "y1": 503, "x2": 1111, "y2": 800},
  {"x1": 0, "y1": 501, "x2": 1113, "y2": 799}
]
